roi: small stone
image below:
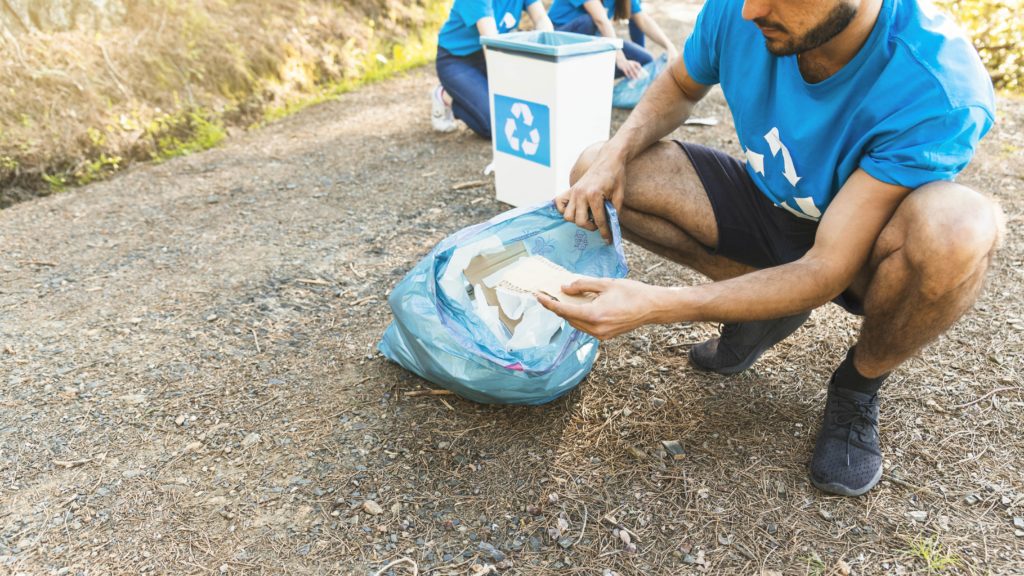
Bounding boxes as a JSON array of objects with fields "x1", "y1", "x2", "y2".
[
  {"x1": 619, "y1": 530, "x2": 631, "y2": 546},
  {"x1": 964, "y1": 494, "x2": 979, "y2": 505},
  {"x1": 1002, "y1": 495, "x2": 1011, "y2": 505},
  {"x1": 362, "y1": 500, "x2": 383, "y2": 516},
  {"x1": 558, "y1": 536, "x2": 574, "y2": 549},
  {"x1": 219, "y1": 564, "x2": 228, "y2": 573},
  {"x1": 819, "y1": 509, "x2": 833, "y2": 521},
  {"x1": 907, "y1": 510, "x2": 928, "y2": 523},
  {"x1": 526, "y1": 504, "x2": 542, "y2": 516},
  {"x1": 1013, "y1": 517, "x2": 1024, "y2": 530},
  {"x1": 206, "y1": 314, "x2": 218, "y2": 322},
  {"x1": 718, "y1": 533, "x2": 734, "y2": 545},
  {"x1": 766, "y1": 522, "x2": 778, "y2": 535},
  {"x1": 836, "y1": 559, "x2": 851, "y2": 576},
  {"x1": 241, "y1": 432, "x2": 261, "y2": 447},
  {"x1": 625, "y1": 542, "x2": 637, "y2": 554},
  {"x1": 547, "y1": 493, "x2": 559, "y2": 504},
  {"x1": 122, "y1": 469, "x2": 143, "y2": 478},
  {"x1": 175, "y1": 415, "x2": 186, "y2": 426},
  {"x1": 661, "y1": 440, "x2": 686, "y2": 460}
]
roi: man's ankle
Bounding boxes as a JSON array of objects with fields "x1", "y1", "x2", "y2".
[{"x1": 834, "y1": 346, "x2": 888, "y2": 396}]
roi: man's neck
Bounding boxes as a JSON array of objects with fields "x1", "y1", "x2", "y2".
[{"x1": 798, "y1": 0, "x2": 884, "y2": 83}]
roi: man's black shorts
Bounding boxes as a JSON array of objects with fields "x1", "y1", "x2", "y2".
[{"x1": 673, "y1": 140, "x2": 864, "y2": 315}]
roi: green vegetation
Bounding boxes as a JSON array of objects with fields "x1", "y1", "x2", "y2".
[
  {"x1": 0, "y1": 0, "x2": 450, "y2": 206},
  {"x1": 938, "y1": 0, "x2": 1023, "y2": 93},
  {"x1": 148, "y1": 111, "x2": 227, "y2": 161},
  {"x1": 904, "y1": 535, "x2": 962, "y2": 573}
]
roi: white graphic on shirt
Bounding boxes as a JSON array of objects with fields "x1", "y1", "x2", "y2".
[
  {"x1": 764, "y1": 127, "x2": 802, "y2": 187},
  {"x1": 744, "y1": 127, "x2": 822, "y2": 220},
  {"x1": 744, "y1": 147, "x2": 765, "y2": 175},
  {"x1": 794, "y1": 196, "x2": 822, "y2": 218},
  {"x1": 501, "y1": 12, "x2": 516, "y2": 29}
]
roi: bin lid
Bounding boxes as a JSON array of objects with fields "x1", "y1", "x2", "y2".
[{"x1": 481, "y1": 31, "x2": 622, "y2": 58}]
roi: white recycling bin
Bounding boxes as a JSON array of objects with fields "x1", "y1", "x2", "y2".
[{"x1": 481, "y1": 31, "x2": 622, "y2": 207}]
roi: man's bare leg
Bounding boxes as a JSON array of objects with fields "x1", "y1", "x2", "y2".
[
  {"x1": 569, "y1": 141, "x2": 810, "y2": 374},
  {"x1": 811, "y1": 181, "x2": 1003, "y2": 497},
  {"x1": 570, "y1": 141, "x2": 755, "y2": 282},
  {"x1": 850, "y1": 181, "x2": 1004, "y2": 377}
]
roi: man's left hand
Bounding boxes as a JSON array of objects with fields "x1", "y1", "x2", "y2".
[{"x1": 535, "y1": 277, "x2": 660, "y2": 340}]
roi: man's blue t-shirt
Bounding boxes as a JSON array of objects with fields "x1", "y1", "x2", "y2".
[
  {"x1": 548, "y1": 0, "x2": 643, "y2": 28},
  {"x1": 683, "y1": 0, "x2": 994, "y2": 220},
  {"x1": 439, "y1": 0, "x2": 539, "y2": 56}
]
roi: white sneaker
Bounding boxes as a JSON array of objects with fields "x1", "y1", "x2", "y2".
[{"x1": 430, "y1": 85, "x2": 457, "y2": 133}]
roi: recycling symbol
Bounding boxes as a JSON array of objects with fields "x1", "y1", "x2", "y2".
[{"x1": 504, "y1": 102, "x2": 541, "y2": 157}]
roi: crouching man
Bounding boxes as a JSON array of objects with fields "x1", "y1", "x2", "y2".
[{"x1": 538, "y1": 0, "x2": 1003, "y2": 496}]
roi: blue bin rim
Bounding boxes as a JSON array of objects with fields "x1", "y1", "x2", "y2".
[{"x1": 481, "y1": 31, "x2": 622, "y2": 57}]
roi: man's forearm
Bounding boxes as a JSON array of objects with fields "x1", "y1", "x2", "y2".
[
  {"x1": 649, "y1": 255, "x2": 847, "y2": 324},
  {"x1": 604, "y1": 63, "x2": 700, "y2": 163}
]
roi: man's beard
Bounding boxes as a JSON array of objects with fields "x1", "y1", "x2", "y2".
[{"x1": 757, "y1": 2, "x2": 859, "y2": 56}]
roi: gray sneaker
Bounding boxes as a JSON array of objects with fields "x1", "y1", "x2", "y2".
[
  {"x1": 688, "y1": 312, "x2": 810, "y2": 374},
  {"x1": 809, "y1": 380, "x2": 882, "y2": 497}
]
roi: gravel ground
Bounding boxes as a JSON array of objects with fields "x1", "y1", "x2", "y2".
[{"x1": 2, "y1": 2, "x2": 1023, "y2": 574}]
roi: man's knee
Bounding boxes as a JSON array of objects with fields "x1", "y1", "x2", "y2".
[
  {"x1": 569, "y1": 141, "x2": 606, "y2": 185},
  {"x1": 899, "y1": 181, "x2": 1003, "y2": 297}
]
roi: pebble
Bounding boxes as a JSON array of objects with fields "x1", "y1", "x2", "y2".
[
  {"x1": 1013, "y1": 517, "x2": 1024, "y2": 530},
  {"x1": 241, "y1": 432, "x2": 261, "y2": 447},
  {"x1": 362, "y1": 500, "x2": 383, "y2": 515},
  {"x1": 478, "y1": 542, "x2": 505, "y2": 562},
  {"x1": 818, "y1": 509, "x2": 833, "y2": 521},
  {"x1": 907, "y1": 511, "x2": 928, "y2": 523},
  {"x1": 964, "y1": 494, "x2": 980, "y2": 505},
  {"x1": 175, "y1": 415, "x2": 186, "y2": 426}
]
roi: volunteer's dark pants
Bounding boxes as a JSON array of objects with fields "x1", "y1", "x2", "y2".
[{"x1": 435, "y1": 46, "x2": 491, "y2": 139}]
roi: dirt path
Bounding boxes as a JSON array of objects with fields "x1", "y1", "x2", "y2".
[{"x1": 2, "y1": 3, "x2": 1023, "y2": 574}]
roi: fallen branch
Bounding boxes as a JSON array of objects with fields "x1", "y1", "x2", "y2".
[
  {"x1": 372, "y1": 557, "x2": 417, "y2": 576},
  {"x1": 950, "y1": 386, "x2": 1020, "y2": 409},
  {"x1": 404, "y1": 389, "x2": 453, "y2": 397},
  {"x1": 452, "y1": 180, "x2": 488, "y2": 191}
]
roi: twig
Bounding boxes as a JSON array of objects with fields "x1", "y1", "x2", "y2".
[
  {"x1": 882, "y1": 473, "x2": 939, "y2": 497},
  {"x1": 573, "y1": 503, "x2": 588, "y2": 546},
  {"x1": 372, "y1": 557, "x2": 417, "y2": 576},
  {"x1": 439, "y1": 397, "x2": 455, "y2": 411},
  {"x1": 350, "y1": 296, "x2": 378, "y2": 306},
  {"x1": 17, "y1": 259, "x2": 57, "y2": 267},
  {"x1": 53, "y1": 458, "x2": 92, "y2": 469},
  {"x1": 950, "y1": 386, "x2": 1020, "y2": 409},
  {"x1": 451, "y1": 180, "x2": 488, "y2": 191},
  {"x1": 404, "y1": 389, "x2": 453, "y2": 397},
  {"x1": 295, "y1": 278, "x2": 330, "y2": 286},
  {"x1": 99, "y1": 43, "x2": 131, "y2": 100},
  {"x1": 251, "y1": 328, "x2": 261, "y2": 354}
]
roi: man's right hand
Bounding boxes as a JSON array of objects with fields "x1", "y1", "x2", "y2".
[{"x1": 555, "y1": 145, "x2": 626, "y2": 243}]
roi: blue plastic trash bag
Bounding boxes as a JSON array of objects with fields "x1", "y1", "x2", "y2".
[
  {"x1": 612, "y1": 54, "x2": 669, "y2": 109},
  {"x1": 378, "y1": 201, "x2": 629, "y2": 405}
]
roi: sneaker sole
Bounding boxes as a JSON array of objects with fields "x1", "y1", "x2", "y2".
[
  {"x1": 809, "y1": 465, "x2": 883, "y2": 497},
  {"x1": 688, "y1": 312, "x2": 810, "y2": 375}
]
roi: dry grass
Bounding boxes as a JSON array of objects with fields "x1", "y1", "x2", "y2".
[{"x1": 0, "y1": 0, "x2": 446, "y2": 206}]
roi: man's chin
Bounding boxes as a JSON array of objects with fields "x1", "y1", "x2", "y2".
[{"x1": 764, "y1": 39, "x2": 798, "y2": 56}]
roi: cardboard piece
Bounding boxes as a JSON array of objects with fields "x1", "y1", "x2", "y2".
[
  {"x1": 496, "y1": 255, "x2": 596, "y2": 306},
  {"x1": 464, "y1": 241, "x2": 529, "y2": 332}
]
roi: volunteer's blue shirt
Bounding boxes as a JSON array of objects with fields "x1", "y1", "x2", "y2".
[
  {"x1": 683, "y1": 0, "x2": 994, "y2": 220},
  {"x1": 548, "y1": 0, "x2": 643, "y2": 28},
  {"x1": 439, "y1": 0, "x2": 540, "y2": 56}
]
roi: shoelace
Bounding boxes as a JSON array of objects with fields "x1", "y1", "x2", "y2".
[{"x1": 833, "y1": 394, "x2": 879, "y2": 466}]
